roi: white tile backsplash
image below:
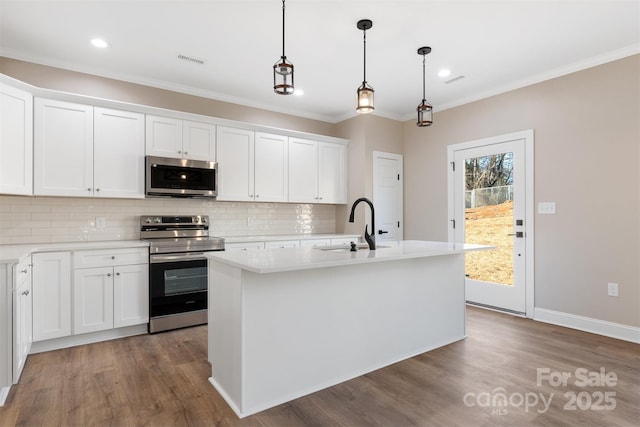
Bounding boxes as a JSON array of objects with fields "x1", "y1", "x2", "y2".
[{"x1": 0, "y1": 195, "x2": 337, "y2": 245}]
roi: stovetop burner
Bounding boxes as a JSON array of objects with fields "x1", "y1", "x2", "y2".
[{"x1": 140, "y1": 215, "x2": 224, "y2": 253}]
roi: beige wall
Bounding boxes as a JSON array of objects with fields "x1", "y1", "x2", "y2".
[{"x1": 403, "y1": 55, "x2": 640, "y2": 327}]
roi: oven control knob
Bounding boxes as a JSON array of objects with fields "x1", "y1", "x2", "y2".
[
  {"x1": 144, "y1": 218, "x2": 152, "y2": 224},
  {"x1": 202, "y1": 217, "x2": 207, "y2": 223},
  {"x1": 192, "y1": 216, "x2": 199, "y2": 224},
  {"x1": 153, "y1": 217, "x2": 161, "y2": 224}
]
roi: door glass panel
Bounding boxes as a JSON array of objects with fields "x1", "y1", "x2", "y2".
[
  {"x1": 164, "y1": 266, "x2": 207, "y2": 295},
  {"x1": 464, "y1": 152, "x2": 514, "y2": 286}
]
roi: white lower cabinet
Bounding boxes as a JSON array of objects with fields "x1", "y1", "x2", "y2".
[
  {"x1": 32, "y1": 252, "x2": 72, "y2": 342},
  {"x1": 32, "y1": 247, "x2": 148, "y2": 344},
  {"x1": 12, "y1": 258, "x2": 32, "y2": 383},
  {"x1": 73, "y1": 248, "x2": 148, "y2": 334}
]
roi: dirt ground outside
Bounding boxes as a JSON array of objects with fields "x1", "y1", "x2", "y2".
[{"x1": 465, "y1": 201, "x2": 514, "y2": 285}]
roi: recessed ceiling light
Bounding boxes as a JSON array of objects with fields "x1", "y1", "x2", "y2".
[
  {"x1": 91, "y1": 38, "x2": 110, "y2": 48},
  {"x1": 438, "y1": 69, "x2": 451, "y2": 78},
  {"x1": 293, "y1": 89, "x2": 304, "y2": 96}
]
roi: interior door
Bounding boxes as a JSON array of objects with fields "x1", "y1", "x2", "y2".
[
  {"x1": 452, "y1": 139, "x2": 526, "y2": 314},
  {"x1": 373, "y1": 151, "x2": 403, "y2": 243}
]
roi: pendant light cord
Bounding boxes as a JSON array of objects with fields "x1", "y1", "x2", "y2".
[
  {"x1": 281, "y1": 0, "x2": 286, "y2": 59},
  {"x1": 422, "y1": 54, "x2": 426, "y2": 101},
  {"x1": 363, "y1": 28, "x2": 367, "y2": 83}
]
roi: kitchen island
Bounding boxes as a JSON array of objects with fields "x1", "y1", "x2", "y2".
[{"x1": 206, "y1": 240, "x2": 490, "y2": 418}]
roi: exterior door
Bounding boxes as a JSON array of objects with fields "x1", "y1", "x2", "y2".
[
  {"x1": 373, "y1": 151, "x2": 403, "y2": 243},
  {"x1": 449, "y1": 131, "x2": 533, "y2": 315}
]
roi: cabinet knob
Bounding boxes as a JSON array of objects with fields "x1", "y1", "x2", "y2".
[
  {"x1": 184, "y1": 151, "x2": 188, "y2": 155},
  {"x1": 116, "y1": 272, "x2": 120, "y2": 276},
  {"x1": 96, "y1": 188, "x2": 100, "y2": 192},
  {"x1": 107, "y1": 273, "x2": 112, "y2": 277},
  {"x1": 20, "y1": 269, "x2": 28, "y2": 274},
  {"x1": 88, "y1": 188, "x2": 92, "y2": 191},
  {"x1": 255, "y1": 194, "x2": 259, "y2": 198},
  {"x1": 111, "y1": 256, "x2": 116, "y2": 259},
  {"x1": 178, "y1": 150, "x2": 182, "y2": 154}
]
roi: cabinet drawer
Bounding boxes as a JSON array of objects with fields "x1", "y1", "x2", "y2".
[
  {"x1": 73, "y1": 248, "x2": 148, "y2": 268},
  {"x1": 265, "y1": 240, "x2": 300, "y2": 249},
  {"x1": 15, "y1": 257, "x2": 32, "y2": 287},
  {"x1": 225, "y1": 242, "x2": 265, "y2": 252},
  {"x1": 299, "y1": 239, "x2": 331, "y2": 248}
]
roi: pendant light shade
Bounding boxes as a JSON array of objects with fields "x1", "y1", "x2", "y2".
[
  {"x1": 416, "y1": 46, "x2": 433, "y2": 127},
  {"x1": 356, "y1": 19, "x2": 374, "y2": 114},
  {"x1": 273, "y1": 0, "x2": 294, "y2": 95}
]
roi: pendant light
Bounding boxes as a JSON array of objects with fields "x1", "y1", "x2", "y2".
[
  {"x1": 416, "y1": 46, "x2": 433, "y2": 127},
  {"x1": 273, "y1": 0, "x2": 294, "y2": 95},
  {"x1": 356, "y1": 19, "x2": 374, "y2": 114}
]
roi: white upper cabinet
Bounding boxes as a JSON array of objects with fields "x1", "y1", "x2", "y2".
[
  {"x1": 94, "y1": 107, "x2": 145, "y2": 198},
  {"x1": 216, "y1": 126, "x2": 255, "y2": 201},
  {"x1": 34, "y1": 98, "x2": 94, "y2": 197},
  {"x1": 318, "y1": 141, "x2": 347, "y2": 204},
  {"x1": 289, "y1": 138, "x2": 347, "y2": 204},
  {"x1": 288, "y1": 138, "x2": 318, "y2": 203},
  {"x1": 0, "y1": 83, "x2": 33, "y2": 195},
  {"x1": 34, "y1": 99, "x2": 145, "y2": 199},
  {"x1": 146, "y1": 115, "x2": 215, "y2": 161},
  {"x1": 254, "y1": 132, "x2": 288, "y2": 202},
  {"x1": 216, "y1": 128, "x2": 289, "y2": 202}
]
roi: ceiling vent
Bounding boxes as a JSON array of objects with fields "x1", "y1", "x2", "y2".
[
  {"x1": 177, "y1": 54, "x2": 206, "y2": 65},
  {"x1": 445, "y1": 75, "x2": 465, "y2": 84}
]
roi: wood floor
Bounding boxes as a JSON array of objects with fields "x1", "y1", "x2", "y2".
[{"x1": 1, "y1": 307, "x2": 638, "y2": 427}]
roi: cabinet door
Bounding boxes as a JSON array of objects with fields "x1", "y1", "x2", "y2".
[
  {"x1": 32, "y1": 252, "x2": 72, "y2": 341},
  {"x1": 318, "y1": 142, "x2": 347, "y2": 204},
  {"x1": 12, "y1": 260, "x2": 32, "y2": 383},
  {"x1": 216, "y1": 126, "x2": 254, "y2": 201},
  {"x1": 288, "y1": 138, "x2": 318, "y2": 203},
  {"x1": 183, "y1": 120, "x2": 216, "y2": 161},
  {"x1": 255, "y1": 132, "x2": 288, "y2": 202},
  {"x1": 0, "y1": 84, "x2": 33, "y2": 195},
  {"x1": 93, "y1": 108, "x2": 145, "y2": 198},
  {"x1": 113, "y1": 263, "x2": 149, "y2": 328},
  {"x1": 145, "y1": 115, "x2": 183, "y2": 158},
  {"x1": 34, "y1": 98, "x2": 94, "y2": 197},
  {"x1": 73, "y1": 267, "x2": 114, "y2": 334}
]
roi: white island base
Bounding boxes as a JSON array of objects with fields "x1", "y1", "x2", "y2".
[{"x1": 207, "y1": 241, "x2": 486, "y2": 418}]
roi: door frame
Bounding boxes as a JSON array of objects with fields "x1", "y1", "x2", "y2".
[
  {"x1": 447, "y1": 130, "x2": 535, "y2": 318},
  {"x1": 373, "y1": 151, "x2": 404, "y2": 241}
]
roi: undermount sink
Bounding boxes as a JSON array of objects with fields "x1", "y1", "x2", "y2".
[{"x1": 315, "y1": 243, "x2": 389, "y2": 251}]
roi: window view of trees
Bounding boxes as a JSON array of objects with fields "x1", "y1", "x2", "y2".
[{"x1": 465, "y1": 153, "x2": 513, "y2": 189}]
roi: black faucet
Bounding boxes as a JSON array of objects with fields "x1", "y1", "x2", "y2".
[{"x1": 348, "y1": 197, "x2": 376, "y2": 250}]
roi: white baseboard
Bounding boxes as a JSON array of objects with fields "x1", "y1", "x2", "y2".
[
  {"x1": 0, "y1": 386, "x2": 9, "y2": 407},
  {"x1": 30, "y1": 324, "x2": 148, "y2": 354},
  {"x1": 534, "y1": 308, "x2": 640, "y2": 344}
]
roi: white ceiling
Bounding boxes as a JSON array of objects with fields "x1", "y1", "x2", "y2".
[{"x1": 1, "y1": 1, "x2": 639, "y2": 123}]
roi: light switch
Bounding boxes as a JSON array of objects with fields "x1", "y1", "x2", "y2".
[{"x1": 538, "y1": 202, "x2": 556, "y2": 215}]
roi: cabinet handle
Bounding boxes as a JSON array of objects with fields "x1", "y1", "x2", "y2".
[
  {"x1": 184, "y1": 151, "x2": 188, "y2": 155},
  {"x1": 111, "y1": 256, "x2": 116, "y2": 260},
  {"x1": 107, "y1": 273, "x2": 112, "y2": 277},
  {"x1": 255, "y1": 194, "x2": 259, "y2": 198},
  {"x1": 96, "y1": 188, "x2": 100, "y2": 192},
  {"x1": 116, "y1": 272, "x2": 120, "y2": 276},
  {"x1": 20, "y1": 269, "x2": 28, "y2": 274},
  {"x1": 87, "y1": 188, "x2": 92, "y2": 191},
  {"x1": 22, "y1": 290, "x2": 29, "y2": 296}
]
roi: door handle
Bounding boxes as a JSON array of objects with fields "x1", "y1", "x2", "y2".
[
  {"x1": 508, "y1": 231, "x2": 525, "y2": 238},
  {"x1": 378, "y1": 230, "x2": 389, "y2": 235}
]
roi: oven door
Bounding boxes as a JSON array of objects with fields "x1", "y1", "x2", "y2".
[{"x1": 149, "y1": 252, "x2": 208, "y2": 317}]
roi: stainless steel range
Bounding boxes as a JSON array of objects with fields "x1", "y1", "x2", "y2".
[{"x1": 140, "y1": 215, "x2": 224, "y2": 333}]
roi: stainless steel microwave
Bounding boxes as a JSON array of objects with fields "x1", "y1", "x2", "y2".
[{"x1": 145, "y1": 156, "x2": 217, "y2": 198}]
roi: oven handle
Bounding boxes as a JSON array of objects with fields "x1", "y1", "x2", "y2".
[{"x1": 150, "y1": 252, "x2": 207, "y2": 263}]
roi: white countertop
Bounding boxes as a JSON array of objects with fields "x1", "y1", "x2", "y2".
[
  {"x1": 223, "y1": 234, "x2": 359, "y2": 244},
  {"x1": 207, "y1": 240, "x2": 492, "y2": 274},
  {"x1": 0, "y1": 240, "x2": 149, "y2": 264}
]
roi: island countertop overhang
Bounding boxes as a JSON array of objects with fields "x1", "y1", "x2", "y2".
[{"x1": 206, "y1": 240, "x2": 492, "y2": 274}]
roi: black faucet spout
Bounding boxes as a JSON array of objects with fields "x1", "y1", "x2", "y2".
[{"x1": 348, "y1": 197, "x2": 376, "y2": 250}]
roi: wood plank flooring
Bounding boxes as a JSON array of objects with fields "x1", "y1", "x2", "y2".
[{"x1": 1, "y1": 307, "x2": 638, "y2": 426}]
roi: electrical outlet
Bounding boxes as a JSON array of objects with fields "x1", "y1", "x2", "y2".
[
  {"x1": 96, "y1": 217, "x2": 106, "y2": 229},
  {"x1": 538, "y1": 202, "x2": 556, "y2": 215},
  {"x1": 607, "y1": 282, "x2": 619, "y2": 297}
]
